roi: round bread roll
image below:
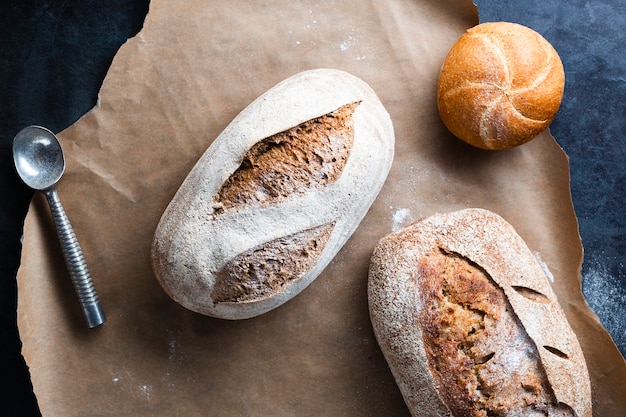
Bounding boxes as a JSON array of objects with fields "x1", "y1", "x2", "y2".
[{"x1": 437, "y1": 22, "x2": 565, "y2": 150}]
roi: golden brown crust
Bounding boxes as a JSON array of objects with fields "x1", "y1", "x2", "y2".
[
  {"x1": 208, "y1": 103, "x2": 356, "y2": 304},
  {"x1": 215, "y1": 103, "x2": 358, "y2": 211},
  {"x1": 437, "y1": 22, "x2": 565, "y2": 150},
  {"x1": 211, "y1": 223, "x2": 334, "y2": 303},
  {"x1": 417, "y1": 248, "x2": 574, "y2": 417},
  {"x1": 368, "y1": 208, "x2": 591, "y2": 417}
]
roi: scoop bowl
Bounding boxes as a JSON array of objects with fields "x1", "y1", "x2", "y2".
[{"x1": 13, "y1": 125, "x2": 105, "y2": 328}]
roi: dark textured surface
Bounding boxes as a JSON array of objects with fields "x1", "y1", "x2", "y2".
[
  {"x1": 475, "y1": 0, "x2": 626, "y2": 364},
  {"x1": 0, "y1": 1, "x2": 623, "y2": 415},
  {"x1": 0, "y1": 2, "x2": 149, "y2": 415}
]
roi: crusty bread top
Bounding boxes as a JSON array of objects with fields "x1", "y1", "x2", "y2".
[
  {"x1": 415, "y1": 247, "x2": 576, "y2": 416},
  {"x1": 214, "y1": 102, "x2": 358, "y2": 211},
  {"x1": 368, "y1": 208, "x2": 591, "y2": 417},
  {"x1": 152, "y1": 69, "x2": 394, "y2": 319},
  {"x1": 437, "y1": 22, "x2": 565, "y2": 150}
]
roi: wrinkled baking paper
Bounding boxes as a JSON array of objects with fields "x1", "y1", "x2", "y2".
[{"x1": 17, "y1": 0, "x2": 625, "y2": 415}]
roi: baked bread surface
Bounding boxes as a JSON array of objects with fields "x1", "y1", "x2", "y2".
[
  {"x1": 368, "y1": 208, "x2": 591, "y2": 417},
  {"x1": 152, "y1": 69, "x2": 394, "y2": 319},
  {"x1": 437, "y1": 22, "x2": 565, "y2": 150}
]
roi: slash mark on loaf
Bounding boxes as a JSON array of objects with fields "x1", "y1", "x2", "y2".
[
  {"x1": 212, "y1": 223, "x2": 335, "y2": 303},
  {"x1": 214, "y1": 102, "x2": 360, "y2": 211},
  {"x1": 416, "y1": 248, "x2": 574, "y2": 417}
]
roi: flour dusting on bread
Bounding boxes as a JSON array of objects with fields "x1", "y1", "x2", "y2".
[
  {"x1": 368, "y1": 208, "x2": 591, "y2": 417},
  {"x1": 152, "y1": 69, "x2": 394, "y2": 319}
]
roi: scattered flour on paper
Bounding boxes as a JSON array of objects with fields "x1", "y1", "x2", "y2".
[
  {"x1": 164, "y1": 326, "x2": 184, "y2": 363},
  {"x1": 140, "y1": 384, "x2": 153, "y2": 398},
  {"x1": 109, "y1": 370, "x2": 155, "y2": 400},
  {"x1": 169, "y1": 338, "x2": 178, "y2": 361},
  {"x1": 391, "y1": 207, "x2": 412, "y2": 232},
  {"x1": 533, "y1": 251, "x2": 555, "y2": 283},
  {"x1": 339, "y1": 35, "x2": 354, "y2": 52}
]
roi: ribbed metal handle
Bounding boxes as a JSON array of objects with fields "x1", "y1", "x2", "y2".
[{"x1": 45, "y1": 188, "x2": 106, "y2": 328}]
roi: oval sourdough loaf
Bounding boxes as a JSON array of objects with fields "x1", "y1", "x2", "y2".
[
  {"x1": 368, "y1": 208, "x2": 591, "y2": 417},
  {"x1": 152, "y1": 68, "x2": 394, "y2": 320}
]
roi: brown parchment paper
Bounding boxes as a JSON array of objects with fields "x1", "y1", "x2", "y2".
[{"x1": 17, "y1": 0, "x2": 626, "y2": 415}]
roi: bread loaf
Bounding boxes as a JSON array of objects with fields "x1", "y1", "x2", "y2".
[
  {"x1": 368, "y1": 208, "x2": 591, "y2": 417},
  {"x1": 152, "y1": 69, "x2": 394, "y2": 320},
  {"x1": 437, "y1": 22, "x2": 565, "y2": 150}
]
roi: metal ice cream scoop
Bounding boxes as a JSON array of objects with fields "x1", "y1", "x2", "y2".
[{"x1": 13, "y1": 125, "x2": 105, "y2": 328}]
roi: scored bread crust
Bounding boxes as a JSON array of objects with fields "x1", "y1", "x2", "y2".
[
  {"x1": 152, "y1": 69, "x2": 394, "y2": 319},
  {"x1": 368, "y1": 208, "x2": 591, "y2": 417}
]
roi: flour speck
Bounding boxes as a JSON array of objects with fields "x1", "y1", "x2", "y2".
[
  {"x1": 533, "y1": 251, "x2": 554, "y2": 282},
  {"x1": 340, "y1": 36, "x2": 353, "y2": 51},
  {"x1": 392, "y1": 207, "x2": 412, "y2": 232},
  {"x1": 140, "y1": 384, "x2": 153, "y2": 398}
]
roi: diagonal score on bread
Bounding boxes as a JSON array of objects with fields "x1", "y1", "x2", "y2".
[
  {"x1": 152, "y1": 69, "x2": 394, "y2": 320},
  {"x1": 212, "y1": 223, "x2": 335, "y2": 303},
  {"x1": 214, "y1": 103, "x2": 358, "y2": 211},
  {"x1": 208, "y1": 103, "x2": 358, "y2": 304},
  {"x1": 368, "y1": 208, "x2": 591, "y2": 417}
]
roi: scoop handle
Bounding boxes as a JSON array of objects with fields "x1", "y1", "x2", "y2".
[{"x1": 44, "y1": 188, "x2": 106, "y2": 328}]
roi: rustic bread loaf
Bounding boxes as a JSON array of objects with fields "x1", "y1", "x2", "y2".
[
  {"x1": 152, "y1": 68, "x2": 394, "y2": 320},
  {"x1": 368, "y1": 208, "x2": 591, "y2": 417},
  {"x1": 437, "y1": 22, "x2": 565, "y2": 150}
]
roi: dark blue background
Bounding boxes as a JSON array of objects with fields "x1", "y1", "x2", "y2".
[{"x1": 0, "y1": 1, "x2": 623, "y2": 415}]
